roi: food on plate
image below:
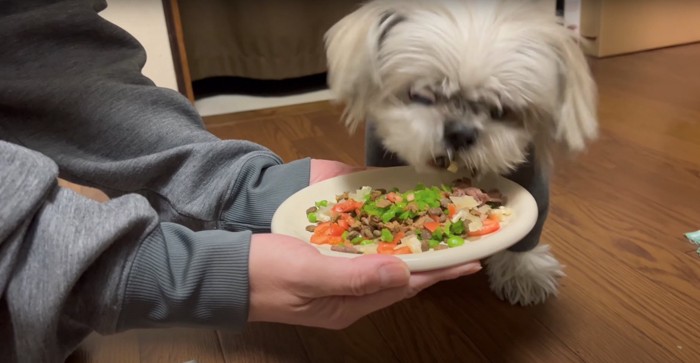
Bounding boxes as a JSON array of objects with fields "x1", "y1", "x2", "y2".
[{"x1": 304, "y1": 178, "x2": 512, "y2": 255}]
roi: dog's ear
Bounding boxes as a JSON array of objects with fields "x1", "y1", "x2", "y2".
[
  {"x1": 324, "y1": 5, "x2": 405, "y2": 132},
  {"x1": 551, "y1": 28, "x2": 598, "y2": 153}
]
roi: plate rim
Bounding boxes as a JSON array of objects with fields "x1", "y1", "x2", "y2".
[{"x1": 272, "y1": 166, "x2": 538, "y2": 272}]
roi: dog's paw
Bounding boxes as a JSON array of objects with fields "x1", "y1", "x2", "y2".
[{"x1": 485, "y1": 244, "x2": 565, "y2": 306}]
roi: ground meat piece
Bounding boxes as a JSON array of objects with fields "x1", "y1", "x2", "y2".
[
  {"x1": 440, "y1": 197, "x2": 451, "y2": 208},
  {"x1": 428, "y1": 207, "x2": 443, "y2": 216},
  {"x1": 435, "y1": 244, "x2": 449, "y2": 251},
  {"x1": 406, "y1": 202, "x2": 419, "y2": 212},
  {"x1": 361, "y1": 227, "x2": 373, "y2": 238},
  {"x1": 372, "y1": 229, "x2": 382, "y2": 237},
  {"x1": 421, "y1": 240, "x2": 430, "y2": 252},
  {"x1": 382, "y1": 221, "x2": 396, "y2": 230},
  {"x1": 487, "y1": 189, "x2": 506, "y2": 204},
  {"x1": 306, "y1": 206, "x2": 317, "y2": 214},
  {"x1": 452, "y1": 186, "x2": 490, "y2": 203},
  {"x1": 305, "y1": 225, "x2": 316, "y2": 232},
  {"x1": 375, "y1": 199, "x2": 392, "y2": 208},
  {"x1": 413, "y1": 215, "x2": 432, "y2": 228},
  {"x1": 420, "y1": 229, "x2": 432, "y2": 240},
  {"x1": 331, "y1": 245, "x2": 362, "y2": 254},
  {"x1": 347, "y1": 230, "x2": 360, "y2": 240},
  {"x1": 349, "y1": 218, "x2": 362, "y2": 229}
]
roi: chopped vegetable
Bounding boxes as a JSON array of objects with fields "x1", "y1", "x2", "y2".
[
  {"x1": 446, "y1": 235, "x2": 465, "y2": 248},
  {"x1": 468, "y1": 215, "x2": 500, "y2": 237},
  {"x1": 381, "y1": 228, "x2": 393, "y2": 242},
  {"x1": 305, "y1": 178, "x2": 511, "y2": 255},
  {"x1": 307, "y1": 212, "x2": 317, "y2": 223},
  {"x1": 424, "y1": 221, "x2": 440, "y2": 232}
]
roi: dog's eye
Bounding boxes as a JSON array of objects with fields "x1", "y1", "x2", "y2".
[
  {"x1": 408, "y1": 90, "x2": 436, "y2": 105},
  {"x1": 489, "y1": 106, "x2": 510, "y2": 120}
]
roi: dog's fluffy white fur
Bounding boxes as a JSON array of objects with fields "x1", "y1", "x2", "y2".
[
  {"x1": 485, "y1": 245, "x2": 566, "y2": 305},
  {"x1": 324, "y1": 0, "x2": 597, "y2": 305}
]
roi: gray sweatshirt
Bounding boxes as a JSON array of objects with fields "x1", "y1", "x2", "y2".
[{"x1": 0, "y1": 0, "x2": 311, "y2": 361}]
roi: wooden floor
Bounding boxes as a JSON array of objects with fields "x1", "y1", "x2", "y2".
[{"x1": 66, "y1": 43, "x2": 700, "y2": 363}]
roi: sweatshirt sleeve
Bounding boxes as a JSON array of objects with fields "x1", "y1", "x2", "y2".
[
  {"x1": 0, "y1": 0, "x2": 310, "y2": 233},
  {"x1": 0, "y1": 141, "x2": 254, "y2": 363}
]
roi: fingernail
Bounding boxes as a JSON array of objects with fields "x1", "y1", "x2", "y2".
[
  {"x1": 379, "y1": 263, "x2": 410, "y2": 288},
  {"x1": 458, "y1": 262, "x2": 482, "y2": 276},
  {"x1": 467, "y1": 262, "x2": 483, "y2": 274}
]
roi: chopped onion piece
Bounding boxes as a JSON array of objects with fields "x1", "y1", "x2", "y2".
[
  {"x1": 400, "y1": 235, "x2": 423, "y2": 254},
  {"x1": 449, "y1": 195, "x2": 479, "y2": 210},
  {"x1": 348, "y1": 186, "x2": 372, "y2": 201}
]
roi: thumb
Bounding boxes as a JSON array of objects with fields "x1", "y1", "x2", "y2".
[
  {"x1": 309, "y1": 159, "x2": 363, "y2": 185},
  {"x1": 303, "y1": 254, "x2": 410, "y2": 297}
]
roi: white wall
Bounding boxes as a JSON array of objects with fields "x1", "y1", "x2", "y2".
[
  {"x1": 99, "y1": 0, "x2": 178, "y2": 90},
  {"x1": 564, "y1": 0, "x2": 582, "y2": 34}
]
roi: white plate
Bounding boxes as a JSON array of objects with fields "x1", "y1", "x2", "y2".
[{"x1": 271, "y1": 166, "x2": 538, "y2": 272}]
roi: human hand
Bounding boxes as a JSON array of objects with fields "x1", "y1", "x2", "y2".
[
  {"x1": 247, "y1": 233, "x2": 482, "y2": 329},
  {"x1": 309, "y1": 159, "x2": 363, "y2": 185}
]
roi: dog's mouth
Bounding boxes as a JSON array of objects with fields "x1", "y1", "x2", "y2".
[
  {"x1": 430, "y1": 154, "x2": 452, "y2": 169},
  {"x1": 429, "y1": 147, "x2": 454, "y2": 168},
  {"x1": 428, "y1": 150, "x2": 478, "y2": 176}
]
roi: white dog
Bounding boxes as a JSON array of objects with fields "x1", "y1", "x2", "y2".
[{"x1": 324, "y1": 0, "x2": 597, "y2": 305}]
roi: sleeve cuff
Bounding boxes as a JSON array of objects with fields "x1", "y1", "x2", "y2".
[{"x1": 117, "y1": 223, "x2": 251, "y2": 331}]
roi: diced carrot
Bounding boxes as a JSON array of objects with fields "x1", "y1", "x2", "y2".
[
  {"x1": 447, "y1": 204, "x2": 457, "y2": 218},
  {"x1": 342, "y1": 213, "x2": 355, "y2": 224},
  {"x1": 424, "y1": 221, "x2": 440, "y2": 232},
  {"x1": 386, "y1": 192, "x2": 402, "y2": 203},
  {"x1": 327, "y1": 236, "x2": 344, "y2": 245},
  {"x1": 337, "y1": 213, "x2": 354, "y2": 230},
  {"x1": 332, "y1": 200, "x2": 363, "y2": 213},
  {"x1": 310, "y1": 234, "x2": 330, "y2": 244},
  {"x1": 468, "y1": 218, "x2": 500, "y2": 237},
  {"x1": 392, "y1": 246, "x2": 412, "y2": 255},
  {"x1": 377, "y1": 242, "x2": 397, "y2": 254},
  {"x1": 310, "y1": 221, "x2": 346, "y2": 244},
  {"x1": 314, "y1": 222, "x2": 331, "y2": 234},
  {"x1": 392, "y1": 231, "x2": 405, "y2": 244},
  {"x1": 329, "y1": 223, "x2": 345, "y2": 236},
  {"x1": 377, "y1": 243, "x2": 412, "y2": 255}
]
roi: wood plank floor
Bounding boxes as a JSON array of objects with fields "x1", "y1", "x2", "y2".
[{"x1": 66, "y1": 43, "x2": 700, "y2": 362}]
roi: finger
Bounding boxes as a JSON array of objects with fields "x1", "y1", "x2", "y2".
[
  {"x1": 405, "y1": 261, "x2": 482, "y2": 298},
  {"x1": 309, "y1": 261, "x2": 482, "y2": 329},
  {"x1": 307, "y1": 286, "x2": 409, "y2": 329},
  {"x1": 309, "y1": 159, "x2": 364, "y2": 185},
  {"x1": 300, "y1": 253, "x2": 410, "y2": 297}
]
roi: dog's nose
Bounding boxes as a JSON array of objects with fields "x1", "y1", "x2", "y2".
[{"x1": 444, "y1": 122, "x2": 478, "y2": 150}]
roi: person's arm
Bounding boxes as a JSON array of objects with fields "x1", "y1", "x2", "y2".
[
  {"x1": 0, "y1": 142, "x2": 253, "y2": 362},
  {"x1": 0, "y1": 0, "x2": 309, "y2": 232},
  {"x1": 0, "y1": 142, "x2": 482, "y2": 362}
]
